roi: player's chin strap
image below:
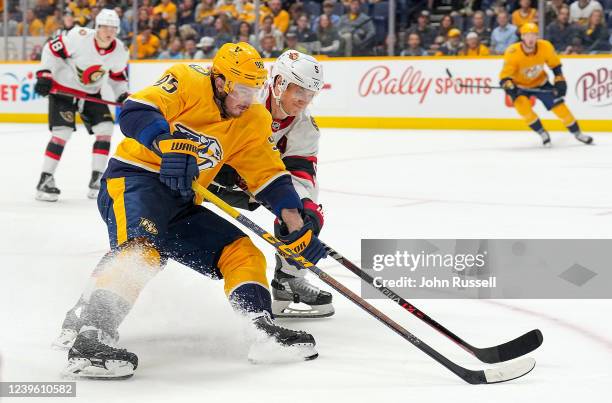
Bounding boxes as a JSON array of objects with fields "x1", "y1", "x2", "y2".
[
  {"x1": 211, "y1": 75, "x2": 231, "y2": 119},
  {"x1": 271, "y1": 78, "x2": 291, "y2": 118}
]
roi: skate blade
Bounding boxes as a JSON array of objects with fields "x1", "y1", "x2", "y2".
[
  {"x1": 248, "y1": 337, "x2": 318, "y2": 363},
  {"x1": 62, "y1": 357, "x2": 134, "y2": 380},
  {"x1": 87, "y1": 189, "x2": 99, "y2": 199},
  {"x1": 272, "y1": 300, "x2": 335, "y2": 318},
  {"x1": 35, "y1": 191, "x2": 59, "y2": 202}
]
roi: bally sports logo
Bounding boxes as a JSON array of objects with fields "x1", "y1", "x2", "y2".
[
  {"x1": 0, "y1": 71, "x2": 42, "y2": 102},
  {"x1": 575, "y1": 67, "x2": 612, "y2": 107}
]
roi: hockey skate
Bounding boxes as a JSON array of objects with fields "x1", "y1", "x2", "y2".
[
  {"x1": 538, "y1": 131, "x2": 552, "y2": 147},
  {"x1": 87, "y1": 171, "x2": 103, "y2": 199},
  {"x1": 271, "y1": 256, "x2": 334, "y2": 318},
  {"x1": 52, "y1": 303, "x2": 119, "y2": 350},
  {"x1": 35, "y1": 172, "x2": 60, "y2": 202},
  {"x1": 574, "y1": 132, "x2": 593, "y2": 145},
  {"x1": 248, "y1": 311, "x2": 318, "y2": 362},
  {"x1": 63, "y1": 328, "x2": 137, "y2": 380}
]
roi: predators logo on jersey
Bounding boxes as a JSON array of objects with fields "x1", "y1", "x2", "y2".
[{"x1": 174, "y1": 123, "x2": 223, "y2": 170}]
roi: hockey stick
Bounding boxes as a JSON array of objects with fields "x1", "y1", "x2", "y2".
[
  {"x1": 241, "y1": 192, "x2": 543, "y2": 364},
  {"x1": 445, "y1": 68, "x2": 553, "y2": 94},
  {"x1": 193, "y1": 182, "x2": 536, "y2": 384},
  {"x1": 50, "y1": 83, "x2": 123, "y2": 107}
]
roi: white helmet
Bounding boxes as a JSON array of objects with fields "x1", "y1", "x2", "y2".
[
  {"x1": 271, "y1": 50, "x2": 324, "y2": 93},
  {"x1": 96, "y1": 9, "x2": 121, "y2": 34}
]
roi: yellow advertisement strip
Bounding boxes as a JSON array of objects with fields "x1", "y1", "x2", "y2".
[{"x1": 1, "y1": 113, "x2": 610, "y2": 132}]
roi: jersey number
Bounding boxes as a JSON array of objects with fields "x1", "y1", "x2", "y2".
[
  {"x1": 154, "y1": 74, "x2": 179, "y2": 94},
  {"x1": 49, "y1": 36, "x2": 69, "y2": 59}
]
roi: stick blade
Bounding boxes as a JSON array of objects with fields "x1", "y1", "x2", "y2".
[
  {"x1": 482, "y1": 357, "x2": 536, "y2": 384},
  {"x1": 474, "y1": 329, "x2": 543, "y2": 363}
]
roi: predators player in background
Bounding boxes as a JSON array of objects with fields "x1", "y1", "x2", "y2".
[
  {"x1": 60, "y1": 43, "x2": 327, "y2": 379},
  {"x1": 208, "y1": 50, "x2": 334, "y2": 319},
  {"x1": 34, "y1": 9, "x2": 129, "y2": 201},
  {"x1": 499, "y1": 23, "x2": 593, "y2": 147}
]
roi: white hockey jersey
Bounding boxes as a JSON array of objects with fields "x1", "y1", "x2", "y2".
[
  {"x1": 259, "y1": 85, "x2": 321, "y2": 202},
  {"x1": 40, "y1": 27, "x2": 129, "y2": 96}
]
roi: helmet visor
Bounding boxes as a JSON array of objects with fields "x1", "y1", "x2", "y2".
[
  {"x1": 227, "y1": 82, "x2": 260, "y2": 104},
  {"x1": 292, "y1": 85, "x2": 317, "y2": 103}
]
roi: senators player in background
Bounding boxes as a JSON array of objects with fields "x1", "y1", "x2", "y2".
[
  {"x1": 34, "y1": 9, "x2": 129, "y2": 202},
  {"x1": 499, "y1": 23, "x2": 593, "y2": 147}
]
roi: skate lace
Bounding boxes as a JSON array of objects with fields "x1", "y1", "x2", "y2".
[{"x1": 287, "y1": 277, "x2": 320, "y2": 299}]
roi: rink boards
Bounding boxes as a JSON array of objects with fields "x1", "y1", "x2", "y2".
[{"x1": 0, "y1": 55, "x2": 610, "y2": 131}]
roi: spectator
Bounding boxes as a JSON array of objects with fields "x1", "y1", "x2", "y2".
[
  {"x1": 44, "y1": 8, "x2": 62, "y2": 37},
  {"x1": 408, "y1": 10, "x2": 436, "y2": 50},
  {"x1": 238, "y1": 0, "x2": 256, "y2": 24},
  {"x1": 546, "y1": 6, "x2": 579, "y2": 52},
  {"x1": 137, "y1": 7, "x2": 152, "y2": 32},
  {"x1": 69, "y1": 0, "x2": 91, "y2": 27},
  {"x1": 115, "y1": 7, "x2": 133, "y2": 42},
  {"x1": 512, "y1": 0, "x2": 538, "y2": 29},
  {"x1": 400, "y1": 32, "x2": 427, "y2": 56},
  {"x1": 565, "y1": 35, "x2": 584, "y2": 53},
  {"x1": 311, "y1": 1, "x2": 341, "y2": 32},
  {"x1": 164, "y1": 24, "x2": 180, "y2": 48},
  {"x1": 338, "y1": 0, "x2": 375, "y2": 56},
  {"x1": 569, "y1": 0, "x2": 603, "y2": 26},
  {"x1": 153, "y1": 0, "x2": 178, "y2": 24},
  {"x1": 158, "y1": 37, "x2": 185, "y2": 59},
  {"x1": 178, "y1": 0, "x2": 196, "y2": 26},
  {"x1": 581, "y1": 9, "x2": 611, "y2": 52},
  {"x1": 268, "y1": 0, "x2": 290, "y2": 33},
  {"x1": 196, "y1": 0, "x2": 217, "y2": 24},
  {"x1": 183, "y1": 38, "x2": 199, "y2": 58},
  {"x1": 131, "y1": 27, "x2": 160, "y2": 59},
  {"x1": 317, "y1": 14, "x2": 341, "y2": 56},
  {"x1": 284, "y1": 30, "x2": 309, "y2": 53},
  {"x1": 151, "y1": 11, "x2": 169, "y2": 42},
  {"x1": 216, "y1": 0, "x2": 239, "y2": 19},
  {"x1": 459, "y1": 32, "x2": 490, "y2": 56},
  {"x1": 260, "y1": 34, "x2": 282, "y2": 58},
  {"x1": 288, "y1": 2, "x2": 306, "y2": 27},
  {"x1": 545, "y1": 0, "x2": 566, "y2": 24},
  {"x1": 491, "y1": 10, "x2": 518, "y2": 54},
  {"x1": 296, "y1": 14, "x2": 317, "y2": 43},
  {"x1": 85, "y1": 6, "x2": 100, "y2": 29},
  {"x1": 437, "y1": 15, "x2": 455, "y2": 39},
  {"x1": 468, "y1": 11, "x2": 491, "y2": 47},
  {"x1": 257, "y1": 14, "x2": 284, "y2": 50},
  {"x1": 33, "y1": 0, "x2": 54, "y2": 21},
  {"x1": 17, "y1": 9, "x2": 44, "y2": 36},
  {"x1": 429, "y1": 35, "x2": 446, "y2": 54},
  {"x1": 194, "y1": 36, "x2": 217, "y2": 58},
  {"x1": 235, "y1": 21, "x2": 253, "y2": 43},
  {"x1": 436, "y1": 28, "x2": 462, "y2": 55},
  {"x1": 212, "y1": 14, "x2": 234, "y2": 49}
]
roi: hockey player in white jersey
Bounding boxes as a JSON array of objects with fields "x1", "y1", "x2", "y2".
[
  {"x1": 209, "y1": 50, "x2": 334, "y2": 318},
  {"x1": 34, "y1": 9, "x2": 129, "y2": 202}
]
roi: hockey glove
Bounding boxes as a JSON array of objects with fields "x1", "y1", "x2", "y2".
[
  {"x1": 279, "y1": 221, "x2": 327, "y2": 267},
  {"x1": 153, "y1": 134, "x2": 199, "y2": 197},
  {"x1": 116, "y1": 92, "x2": 130, "y2": 104},
  {"x1": 500, "y1": 78, "x2": 519, "y2": 102},
  {"x1": 34, "y1": 70, "x2": 53, "y2": 97},
  {"x1": 553, "y1": 76, "x2": 567, "y2": 98}
]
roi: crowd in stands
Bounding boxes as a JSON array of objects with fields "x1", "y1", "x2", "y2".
[{"x1": 0, "y1": 0, "x2": 610, "y2": 59}]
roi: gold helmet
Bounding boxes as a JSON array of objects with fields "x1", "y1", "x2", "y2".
[
  {"x1": 519, "y1": 23, "x2": 539, "y2": 36},
  {"x1": 212, "y1": 42, "x2": 267, "y2": 93}
]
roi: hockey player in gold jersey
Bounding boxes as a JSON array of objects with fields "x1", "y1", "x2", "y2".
[
  {"x1": 60, "y1": 43, "x2": 327, "y2": 379},
  {"x1": 499, "y1": 23, "x2": 593, "y2": 146}
]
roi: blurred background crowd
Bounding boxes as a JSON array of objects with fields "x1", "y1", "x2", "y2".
[{"x1": 0, "y1": 0, "x2": 611, "y2": 60}]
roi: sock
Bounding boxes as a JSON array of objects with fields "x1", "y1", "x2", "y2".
[
  {"x1": 92, "y1": 135, "x2": 111, "y2": 173},
  {"x1": 42, "y1": 127, "x2": 72, "y2": 174}
]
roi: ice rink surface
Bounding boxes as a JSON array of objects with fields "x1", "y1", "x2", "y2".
[{"x1": 1, "y1": 123, "x2": 611, "y2": 402}]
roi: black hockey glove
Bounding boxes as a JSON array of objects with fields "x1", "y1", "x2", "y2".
[
  {"x1": 116, "y1": 92, "x2": 130, "y2": 104},
  {"x1": 34, "y1": 70, "x2": 53, "y2": 97},
  {"x1": 153, "y1": 133, "x2": 199, "y2": 198},
  {"x1": 500, "y1": 78, "x2": 518, "y2": 102},
  {"x1": 553, "y1": 76, "x2": 567, "y2": 98}
]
